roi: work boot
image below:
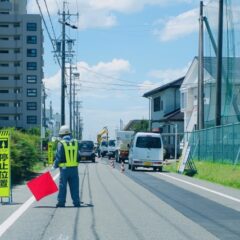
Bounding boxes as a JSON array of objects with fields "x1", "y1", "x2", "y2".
[
  {"x1": 74, "y1": 203, "x2": 81, "y2": 207},
  {"x1": 56, "y1": 203, "x2": 65, "y2": 208}
]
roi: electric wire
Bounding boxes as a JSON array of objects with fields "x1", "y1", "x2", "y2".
[
  {"x1": 79, "y1": 78, "x2": 153, "y2": 88},
  {"x1": 43, "y1": 0, "x2": 58, "y2": 42},
  {"x1": 79, "y1": 66, "x2": 155, "y2": 86},
  {"x1": 35, "y1": 0, "x2": 61, "y2": 67}
]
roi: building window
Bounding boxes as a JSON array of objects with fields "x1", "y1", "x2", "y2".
[
  {"x1": 13, "y1": 23, "x2": 20, "y2": 27},
  {"x1": 14, "y1": 115, "x2": 20, "y2": 120},
  {"x1": 153, "y1": 96, "x2": 160, "y2": 112},
  {"x1": 14, "y1": 49, "x2": 20, "y2": 53},
  {"x1": 14, "y1": 101, "x2": 20, "y2": 107},
  {"x1": 181, "y1": 92, "x2": 187, "y2": 109},
  {"x1": 0, "y1": 76, "x2": 9, "y2": 80},
  {"x1": 0, "y1": 63, "x2": 9, "y2": 67},
  {"x1": 27, "y1": 49, "x2": 37, "y2": 57},
  {"x1": 27, "y1": 62, "x2": 37, "y2": 70},
  {"x1": 14, "y1": 88, "x2": 21, "y2": 93},
  {"x1": 27, "y1": 102, "x2": 37, "y2": 110},
  {"x1": 27, "y1": 75, "x2": 37, "y2": 83},
  {"x1": 0, "y1": 90, "x2": 9, "y2": 93},
  {"x1": 14, "y1": 62, "x2": 20, "y2": 67},
  {"x1": 0, "y1": 37, "x2": 9, "y2": 40},
  {"x1": 27, "y1": 89, "x2": 37, "y2": 97},
  {"x1": 14, "y1": 35, "x2": 20, "y2": 40},
  {"x1": 0, "y1": 116, "x2": 9, "y2": 120},
  {"x1": 27, "y1": 115, "x2": 37, "y2": 124},
  {"x1": 0, "y1": 50, "x2": 9, "y2": 53},
  {"x1": 14, "y1": 75, "x2": 20, "y2": 80},
  {"x1": 0, "y1": 103, "x2": 9, "y2": 107},
  {"x1": 27, "y1": 36, "x2": 37, "y2": 44},
  {"x1": 0, "y1": 24, "x2": 9, "y2": 28},
  {"x1": 27, "y1": 23, "x2": 37, "y2": 31}
]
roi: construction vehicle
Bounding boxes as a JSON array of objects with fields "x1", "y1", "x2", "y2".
[
  {"x1": 115, "y1": 130, "x2": 134, "y2": 163},
  {"x1": 97, "y1": 127, "x2": 108, "y2": 157}
]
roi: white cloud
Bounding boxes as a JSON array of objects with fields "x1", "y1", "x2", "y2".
[
  {"x1": 148, "y1": 63, "x2": 190, "y2": 85},
  {"x1": 154, "y1": 8, "x2": 198, "y2": 41},
  {"x1": 138, "y1": 80, "x2": 160, "y2": 93},
  {"x1": 43, "y1": 58, "x2": 132, "y2": 112},
  {"x1": 27, "y1": 0, "x2": 194, "y2": 30}
]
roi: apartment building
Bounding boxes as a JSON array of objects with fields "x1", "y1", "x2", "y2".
[{"x1": 0, "y1": 0, "x2": 43, "y2": 129}]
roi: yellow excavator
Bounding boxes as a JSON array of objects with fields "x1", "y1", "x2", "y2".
[{"x1": 97, "y1": 127, "x2": 108, "y2": 144}]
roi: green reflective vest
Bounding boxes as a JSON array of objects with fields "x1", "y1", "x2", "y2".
[{"x1": 59, "y1": 139, "x2": 79, "y2": 167}]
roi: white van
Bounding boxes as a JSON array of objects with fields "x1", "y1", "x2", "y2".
[{"x1": 128, "y1": 132, "x2": 164, "y2": 172}]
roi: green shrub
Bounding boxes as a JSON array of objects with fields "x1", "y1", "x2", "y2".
[{"x1": 9, "y1": 129, "x2": 41, "y2": 183}]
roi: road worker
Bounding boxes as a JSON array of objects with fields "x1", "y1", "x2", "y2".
[{"x1": 53, "y1": 125, "x2": 80, "y2": 207}]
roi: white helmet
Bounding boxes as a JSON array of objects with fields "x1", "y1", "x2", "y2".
[{"x1": 59, "y1": 125, "x2": 71, "y2": 136}]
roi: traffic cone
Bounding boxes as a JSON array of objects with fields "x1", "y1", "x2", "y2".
[
  {"x1": 110, "y1": 159, "x2": 115, "y2": 168},
  {"x1": 121, "y1": 161, "x2": 125, "y2": 173}
]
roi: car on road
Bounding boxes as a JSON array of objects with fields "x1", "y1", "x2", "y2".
[
  {"x1": 100, "y1": 140, "x2": 108, "y2": 157},
  {"x1": 79, "y1": 140, "x2": 96, "y2": 162},
  {"x1": 128, "y1": 132, "x2": 164, "y2": 171},
  {"x1": 107, "y1": 139, "x2": 116, "y2": 159}
]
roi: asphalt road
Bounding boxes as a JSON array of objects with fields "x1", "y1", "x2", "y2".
[{"x1": 0, "y1": 157, "x2": 240, "y2": 240}]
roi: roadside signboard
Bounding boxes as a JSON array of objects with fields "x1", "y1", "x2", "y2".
[
  {"x1": 0, "y1": 130, "x2": 11, "y2": 198},
  {"x1": 48, "y1": 142, "x2": 54, "y2": 165}
]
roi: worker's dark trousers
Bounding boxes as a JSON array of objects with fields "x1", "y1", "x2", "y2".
[{"x1": 58, "y1": 167, "x2": 80, "y2": 205}]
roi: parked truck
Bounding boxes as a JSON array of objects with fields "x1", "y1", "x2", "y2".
[{"x1": 115, "y1": 130, "x2": 134, "y2": 163}]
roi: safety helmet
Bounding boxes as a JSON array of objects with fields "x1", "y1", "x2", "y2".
[{"x1": 59, "y1": 125, "x2": 71, "y2": 136}]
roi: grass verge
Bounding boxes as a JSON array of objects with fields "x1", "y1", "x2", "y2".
[{"x1": 164, "y1": 161, "x2": 240, "y2": 189}]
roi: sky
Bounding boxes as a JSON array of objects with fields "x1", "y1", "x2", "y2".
[{"x1": 27, "y1": 0, "x2": 202, "y2": 141}]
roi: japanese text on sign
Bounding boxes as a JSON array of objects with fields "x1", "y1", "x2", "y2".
[{"x1": 0, "y1": 131, "x2": 10, "y2": 197}]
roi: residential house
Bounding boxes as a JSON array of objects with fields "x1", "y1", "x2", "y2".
[
  {"x1": 180, "y1": 57, "x2": 240, "y2": 133},
  {"x1": 143, "y1": 77, "x2": 184, "y2": 158}
]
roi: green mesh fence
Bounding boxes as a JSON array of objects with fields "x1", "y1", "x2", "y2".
[
  {"x1": 189, "y1": 122, "x2": 240, "y2": 164},
  {"x1": 203, "y1": 0, "x2": 240, "y2": 125}
]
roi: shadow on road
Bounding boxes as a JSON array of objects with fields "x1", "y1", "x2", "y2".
[{"x1": 34, "y1": 203, "x2": 94, "y2": 209}]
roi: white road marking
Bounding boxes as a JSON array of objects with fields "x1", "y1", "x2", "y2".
[
  {"x1": 0, "y1": 172, "x2": 60, "y2": 238},
  {"x1": 159, "y1": 173, "x2": 240, "y2": 203}
]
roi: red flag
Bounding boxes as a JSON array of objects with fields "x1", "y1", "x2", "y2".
[{"x1": 27, "y1": 171, "x2": 58, "y2": 201}]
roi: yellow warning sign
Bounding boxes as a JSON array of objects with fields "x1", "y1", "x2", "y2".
[
  {"x1": 48, "y1": 142, "x2": 54, "y2": 165},
  {"x1": 0, "y1": 130, "x2": 10, "y2": 197}
]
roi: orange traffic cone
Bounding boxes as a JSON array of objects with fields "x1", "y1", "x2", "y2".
[{"x1": 121, "y1": 161, "x2": 125, "y2": 173}]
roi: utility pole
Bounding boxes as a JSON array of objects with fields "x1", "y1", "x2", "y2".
[
  {"x1": 73, "y1": 73, "x2": 80, "y2": 136},
  {"x1": 50, "y1": 101, "x2": 53, "y2": 119},
  {"x1": 43, "y1": 83, "x2": 47, "y2": 128},
  {"x1": 215, "y1": 0, "x2": 224, "y2": 126},
  {"x1": 58, "y1": 1, "x2": 78, "y2": 126},
  {"x1": 69, "y1": 59, "x2": 72, "y2": 132},
  {"x1": 61, "y1": 1, "x2": 66, "y2": 125},
  {"x1": 198, "y1": 1, "x2": 204, "y2": 130}
]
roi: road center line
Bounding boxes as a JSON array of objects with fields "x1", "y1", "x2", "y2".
[
  {"x1": 0, "y1": 172, "x2": 60, "y2": 238},
  {"x1": 159, "y1": 173, "x2": 240, "y2": 203}
]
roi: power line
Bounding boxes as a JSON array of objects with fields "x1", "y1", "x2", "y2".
[
  {"x1": 43, "y1": 0, "x2": 58, "y2": 41},
  {"x1": 79, "y1": 65, "x2": 155, "y2": 86},
  {"x1": 35, "y1": 0, "x2": 61, "y2": 67},
  {"x1": 80, "y1": 86, "x2": 142, "y2": 91},
  {"x1": 79, "y1": 78, "x2": 154, "y2": 88}
]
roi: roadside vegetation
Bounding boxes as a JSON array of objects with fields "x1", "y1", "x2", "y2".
[
  {"x1": 164, "y1": 160, "x2": 240, "y2": 189},
  {"x1": 9, "y1": 128, "x2": 45, "y2": 184}
]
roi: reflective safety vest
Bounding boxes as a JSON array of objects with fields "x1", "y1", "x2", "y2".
[{"x1": 59, "y1": 139, "x2": 79, "y2": 167}]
